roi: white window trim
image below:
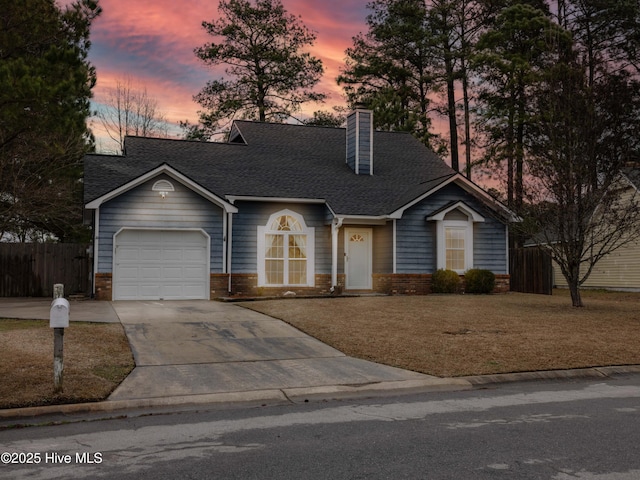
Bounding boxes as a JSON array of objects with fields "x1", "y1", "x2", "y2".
[
  {"x1": 257, "y1": 209, "x2": 315, "y2": 287},
  {"x1": 430, "y1": 202, "x2": 485, "y2": 274}
]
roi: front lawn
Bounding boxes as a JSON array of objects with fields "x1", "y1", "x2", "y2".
[
  {"x1": 240, "y1": 290, "x2": 640, "y2": 377},
  {"x1": 0, "y1": 320, "x2": 133, "y2": 409}
]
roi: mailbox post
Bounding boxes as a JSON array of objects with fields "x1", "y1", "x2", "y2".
[{"x1": 51, "y1": 284, "x2": 69, "y2": 393}]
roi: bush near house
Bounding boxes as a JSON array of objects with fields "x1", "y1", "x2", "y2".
[
  {"x1": 464, "y1": 269, "x2": 496, "y2": 294},
  {"x1": 431, "y1": 269, "x2": 461, "y2": 293}
]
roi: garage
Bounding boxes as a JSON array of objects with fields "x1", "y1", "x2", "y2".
[{"x1": 113, "y1": 229, "x2": 210, "y2": 300}]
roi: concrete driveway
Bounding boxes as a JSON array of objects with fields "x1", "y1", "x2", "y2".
[
  {"x1": 0, "y1": 298, "x2": 467, "y2": 407},
  {"x1": 108, "y1": 300, "x2": 440, "y2": 402}
]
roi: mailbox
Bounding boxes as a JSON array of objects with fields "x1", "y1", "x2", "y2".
[{"x1": 50, "y1": 298, "x2": 70, "y2": 328}]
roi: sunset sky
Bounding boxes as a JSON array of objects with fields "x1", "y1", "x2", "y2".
[{"x1": 76, "y1": 0, "x2": 371, "y2": 150}]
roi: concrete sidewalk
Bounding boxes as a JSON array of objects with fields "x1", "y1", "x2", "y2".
[
  {"x1": 0, "y1": 297, "x2": 120, "y2": 323},
  {"x1": 0, "y1": 299, "x2": 469, "y2": 421}
]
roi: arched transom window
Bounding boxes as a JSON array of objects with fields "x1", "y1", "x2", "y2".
[{"x1": 257, "y1": 210, "x2": 315, "y2": 286}]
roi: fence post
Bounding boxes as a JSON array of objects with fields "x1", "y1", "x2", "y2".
[{"x1": 53, "y1": 284, "x2": 64, "y2": 393}]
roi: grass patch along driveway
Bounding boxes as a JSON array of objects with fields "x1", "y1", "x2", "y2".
[
  {"x1": 0, "y1": 320, "x2": 133, "y2": 410},
  {"x1": 240, "y1": 290, "x2": 640, "y2": 377}
]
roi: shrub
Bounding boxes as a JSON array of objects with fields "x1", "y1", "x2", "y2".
[
  {"x1": 464, "y1": 269, "x2": 496, "y2": 294},
  {"x1": 431, "y1": 269, "x2": 461, "y2": 293}
]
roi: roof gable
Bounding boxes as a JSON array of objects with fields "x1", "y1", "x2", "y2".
[
  {"x1": 84, "y1": 121, "x2": 513, "y2": 222},
  {"x1": 85, "y1": 163, "x2": 237, "y2": 213}
]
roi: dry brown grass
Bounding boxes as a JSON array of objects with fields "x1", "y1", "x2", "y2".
[
  {"x1": 240, "y1": 290, "x2": 640, "y2": 377},
  {"x1": 0, "y1": 320, "x2": 134, "y2": 409}
]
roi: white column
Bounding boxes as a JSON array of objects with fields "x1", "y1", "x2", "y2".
[{"x1": 331, "y1": 218, "x2": 343, "y2": 290}]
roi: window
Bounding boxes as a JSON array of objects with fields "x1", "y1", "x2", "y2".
[
  {"x1": 258, "y1": 210, "x2": 315, "y2": 286},
  {"x1": 428, "y1": 202, "x2": 485, "y2": 274},
  {"x1": 445, "y1": 226, "x2": 466, "y2": 271}
]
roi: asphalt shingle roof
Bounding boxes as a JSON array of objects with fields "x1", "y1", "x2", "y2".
[
  {"x1": 84, "y1": 120, "x2": 457, "y2": 216},
  {"x1": 623, "y1": 166, "x2": 640, "y2": 191}
]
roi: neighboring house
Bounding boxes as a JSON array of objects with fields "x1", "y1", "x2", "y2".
[
  {"x1": 550, "y1": 167, "x2": 640, "y2": 291},
  {"x1": 83, "y1": 108, "x2": 516, "y2": 301}
]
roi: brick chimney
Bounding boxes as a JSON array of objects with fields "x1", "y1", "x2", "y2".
[{"x1": 346, "y1": 107, "x2": 373, "y2": 175}]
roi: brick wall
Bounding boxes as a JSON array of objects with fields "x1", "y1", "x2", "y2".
[
  {"x1": 94, "y1": 273, "x2": 112, "y2": 301},
  {"x1": 210, "y1": 274, "x2": 230, "y2": 299},
  {"x1": 94, "y1": 271, "x2": 509, "y2": 301},
  {"x1": 374, "y1": 273, "x2": 510, "y2": 295},
  {"x1": 492, "y1": 274, "x2": 511, "y2": 293},
  {"x1": 373, "y1": 274, "x2": 432, "y2": 295},
  {"x1": 224, "y1": 273, "x2": 345, "y2": 298}
]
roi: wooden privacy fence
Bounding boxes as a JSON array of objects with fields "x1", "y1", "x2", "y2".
[
  {"x1": 509, "y1": 247, "x2": 553, "y2": 295},
  {"x1": 0, "y1": 243, "x2": 91, "y2": 297}
]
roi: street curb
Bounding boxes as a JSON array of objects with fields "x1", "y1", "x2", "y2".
[
  {"x1": 0, "y1": 378, "x2": 471, "y2": 422},
  {"x1": 0, "y1": 390, "x2": 290, "y2": 421},
  {"x1": 283, "y1": 378, "x2": 473, "y2": 403},
  {"x1": 460, "y1": 365, "x2": 640, "y2": 385},
  {"x1": 2, "y1": 366, "x2": 639, "y2": 424}
]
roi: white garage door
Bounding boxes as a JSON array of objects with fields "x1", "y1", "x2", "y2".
[{"x1": 113, "y1": 229, "x2": 209, "y2": 300}]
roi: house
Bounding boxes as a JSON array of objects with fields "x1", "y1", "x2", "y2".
[
  {"x1": 83, "y1": 108, "x2": 516, "y2": 301},
  {"x1": 550, "y1": 167, "x2": 640, "y2": 291}
]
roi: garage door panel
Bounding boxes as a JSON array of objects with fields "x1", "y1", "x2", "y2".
[
  {"x1": 139, "y1": 285, "x2": 162, "y2": 297},
  {"x1": 139, "y1": 230, "x2": 160, "y2": 243},
  {"x1": 184, "y1": 263, "x2": 206, "y2": 273},
  {"x1": 140, "y1": 248, "x2": 162, "y2": 260},
  {"x1": 162, "y1": 248, "x2": 183, "y2": 261},
  {"x1": 140, "y1": 266, "x2": 162, "y2": 279},
  {"x1": 118, "y1": 265, "x2": 140, "y2": 279},
  {"x1": 162, "y1": 266, "x2": 183, "y2": 280},
  {"x1": 114, "y1": 229, "x2": 209, "y2": 300},
  {"x1": 183, "y1": 248, "x2": 207, "y2": 262},
  {"x1": 182, "y1": 284, "x2": 207, "y2": 297},
  {"x1": 117, "y1": 246, "x2": 141, "y2": 261},
  {"x1": 184, "y1": 286, "x2": 206, "y2": 297}
]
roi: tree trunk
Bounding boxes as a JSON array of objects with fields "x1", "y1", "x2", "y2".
[
  {"x1": 444, "y1": 51, "x2": 459, "y2": 172},
  {"x1": 462, "y1": 62, "x2": 472, "y2": 180},
  {"x1": 516, "y1": 84, "x2": 525, "y2": 212},
  {"x1": 566, "y1": 262, "x2": 584, "y2": 307},
  {"x1": 568, "y1": 281, "x2": 584, "y2": 307}
]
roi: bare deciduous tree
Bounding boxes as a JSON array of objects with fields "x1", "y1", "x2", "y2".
[
  {"x1": 525, "y1": 63, "x2": 640, "y2": 307},
  {"x1": 95, "y1": 77, "x2": 168, "y2": 154}
]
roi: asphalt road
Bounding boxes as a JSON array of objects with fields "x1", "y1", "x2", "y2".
[{"x1": 2, "y1": 375, "x2": 640, "y2": 480}]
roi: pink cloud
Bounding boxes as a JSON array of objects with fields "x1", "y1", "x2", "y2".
[{"x1": 85, "y1": 0, "x2": 371, "y2": 140}]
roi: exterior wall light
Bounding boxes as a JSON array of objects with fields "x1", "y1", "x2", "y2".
[{"x1": 152, "y1": 179, "x2": 175, "y2": 199}]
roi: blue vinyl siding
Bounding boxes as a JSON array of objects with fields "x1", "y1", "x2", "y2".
[
  {"x1": 97, "y1": 174, "x2": 224, "y2": 273},
  {"x1": 396, "y1": 207, "x2": 436, "y2": 274},
  {"x1": 231, "y1": 202, "x2": 332, "y2": 274},
  {"x1": 346, "y1": 110, "x2": 372, "y2": 175},
  {"x1": 473, "y1": 221, "x2": 508, "y2": 272},
  {"x1": 396, "y1": 183, "x2": 508, "y2": 274},
  {"x1": 346, "y1": 117, "x2": 356, "y2": 172},
  {"x1": 357, "y1": 112, "x2": 372, "y2": 175}
]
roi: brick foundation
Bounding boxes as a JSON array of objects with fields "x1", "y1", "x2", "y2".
[
  {"x1": 375, "y1": 273, "x2": 510, "y2": 295},
  {"x1": 492, "y1": 274, "x2": 511, "y2": 293},
  {"x1": 210, "y1": 274, "x2": 230, "y2": 299},
  {"x1": 224, "y1": 273, "x2": 344, "y2": 298},
  {"x1": 374, "y1": 274, "x2": 433, "y2": 295},
  {"x1": 94, "y1": 273, "x2": 113, "y2": 301},
  {"x1": 94, "y1": 271, "x2": 509, "y2": 301}
]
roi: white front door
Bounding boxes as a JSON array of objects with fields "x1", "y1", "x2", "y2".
[{"x1": 345, "y1": 228, "x2": 372, "y2": 290}]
